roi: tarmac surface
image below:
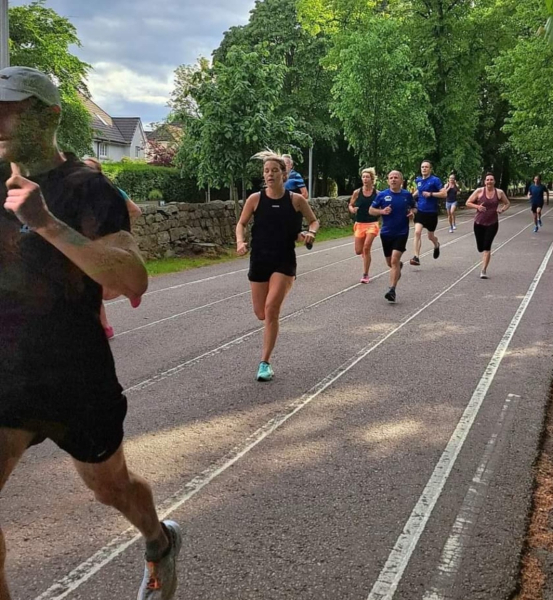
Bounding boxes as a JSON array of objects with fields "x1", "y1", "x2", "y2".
[{"x1": 3, "y1": 201, "x2": 553, "y2": 600}]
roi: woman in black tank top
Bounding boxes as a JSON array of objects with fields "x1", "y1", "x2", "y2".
[
  {"x1": 445, "y1": 174, "x2": 459, "y2": 233},
  {"x1": 348, "y1": 168, "x2": 379, "y2": 283},
  {"x1": 236, "y1": 151, "x2": 319, "y2": 382}
]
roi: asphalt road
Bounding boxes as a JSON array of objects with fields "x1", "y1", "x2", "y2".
[{"x1": 3, "y1": 201, "x2": 553, "y2": 600}]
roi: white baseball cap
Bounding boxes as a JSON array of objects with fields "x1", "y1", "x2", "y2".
[{"x1": 0, "y1": 66, "x2": 61, "y2": 108}]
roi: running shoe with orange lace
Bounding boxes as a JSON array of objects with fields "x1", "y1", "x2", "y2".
[{"x1": 137, "y1": 520, "x2": 182, "y2": 599}]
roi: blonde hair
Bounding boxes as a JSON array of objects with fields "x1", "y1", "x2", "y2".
[
  {"x1": 361, "y1": 167, "x2": 376, "y2": 182},
  {"x1": 252, "y1": 150, "x2": 288, "y2": 178}
]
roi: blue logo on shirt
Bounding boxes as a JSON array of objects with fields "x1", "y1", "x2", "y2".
[{"x1": 20, "y1": 225, "x2": 31, "y2": 234}]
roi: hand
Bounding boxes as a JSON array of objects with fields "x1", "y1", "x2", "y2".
[
  {"x1": 350, "y1": 206, "x2": 359, "y2": 214},
  {"x1": 5, "y1": 163, "x2": 52, "y2": 230},
  {"x1": 477, "y1": 205, "x2": 487, "y2": 212},
  {"x1": 303, "y1": 232, "x2": 315, "y2": 247},
  {"x1": 407, "y1": 209, "x2": 415, "y2": 219},
  {"x1": 422, "y1": 191, "x2": 432, "y2": 198},
  {"x1": 382, "y1": 206, "x2": 392, "y2": 215},
  {"x1": 237, "y1": 241, "x2": 248, "y2": 256}
]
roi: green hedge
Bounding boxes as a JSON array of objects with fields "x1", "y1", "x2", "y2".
[{"x1": 101, "y1": 163, "x2": 203, "y2": 203}]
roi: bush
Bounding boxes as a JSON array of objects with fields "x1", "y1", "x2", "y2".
[{"x1": 101, "y1": 163, "x2": 202, "y2": 203}]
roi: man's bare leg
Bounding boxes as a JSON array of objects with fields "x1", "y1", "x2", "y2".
[
  {"x1": 0, "y1": 428, "x2": 36, "y2": 600},
  {"x1": 73, "y1": 445, "x2": 169, "y2": 557}
]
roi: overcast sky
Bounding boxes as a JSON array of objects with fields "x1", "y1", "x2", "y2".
[{"x1": 11, "y1": 0, "x2": 256, "y2": 127}]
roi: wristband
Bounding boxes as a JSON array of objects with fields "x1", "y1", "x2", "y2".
[{"x1": 308, "y1": 230, "x2": 317, "y2": 236}]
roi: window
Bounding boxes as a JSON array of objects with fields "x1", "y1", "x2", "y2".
[
  {"x1": 135, "y1": 146, "x2": 141, "y2": 158},
  {"x1": 99, "y1": 143, "x2": 108, "y2": 158}
]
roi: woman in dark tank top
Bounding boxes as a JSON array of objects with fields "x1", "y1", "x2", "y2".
[
  {"x1": 465, "y1": 173, "x2": 510, "y2": 279},
  {"x1": 348, "y1": 167, "x2": 380, "y2": 283},
  {"x1": 236, "y1": 151, "x2": 319, "y2": 382},
  {"x1": 445, "y1": 174, "x2": 459, "y2": 233}
]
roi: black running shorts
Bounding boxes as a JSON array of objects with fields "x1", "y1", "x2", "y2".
[
  {"x1": 248, "y1": 259, "x2": 296, "y2": 282},
  {"x1": 380, "y1": 234, "x2": 409, "y2": 258},
  {"x1": 414, "y1": 212, "x2": 439, "y2": 232},
  {"x1": 474, "y1": 222, "x2": 499, "y2": 253},
  {"x1": 0, "y1": 385, "x2": 127, "y2": 464},
  {"x1": 531, "y1": 203, "x2": 544, "y2": 213}
]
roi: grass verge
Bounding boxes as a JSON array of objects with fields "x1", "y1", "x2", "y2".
[{"x1": 145, "y1": 225, "x2": 353, "y2": 277}]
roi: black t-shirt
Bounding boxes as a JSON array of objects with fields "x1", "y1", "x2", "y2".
[{"x1": 0, "y1": 159, "x2": 130, "y2": 406}]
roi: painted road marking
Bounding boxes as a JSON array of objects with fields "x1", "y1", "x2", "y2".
[
  {"x1": 107, "y1": 212, "x2": 483, "y2": 305},
  {"x1": 33, "y1": 220, "x2": 536, "y2": 600},
  {"x1": 423, "y1": 394, "x2": 520, "y2": 600},
  {"x1": 367, "y1": 243, "x2": 553, "y2": 600}
]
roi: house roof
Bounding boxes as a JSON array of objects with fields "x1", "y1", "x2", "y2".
[
  {"x1": 79, "y1": 93, "x2": 142, "y2": 145},
  {"x1": 113, "y1": 117, "x2": 142, "y2": 143},
  {"x1": 146, "y1": 123, "x2": 184, "y2": 143}
]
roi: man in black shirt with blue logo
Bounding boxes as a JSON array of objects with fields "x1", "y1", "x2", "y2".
[{"x1": 0, "y1": 67, "x2": 181, "y2": 599}]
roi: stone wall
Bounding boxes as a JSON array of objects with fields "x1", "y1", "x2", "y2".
[{"x1": 133, "y1": 196, "x2": 352, "y2": 259}]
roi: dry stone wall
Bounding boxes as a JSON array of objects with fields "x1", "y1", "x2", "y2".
[{"x1": 133, "y1": 197, "x2": 353, "y2": 259}]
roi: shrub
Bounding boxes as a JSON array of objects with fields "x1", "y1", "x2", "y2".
[{"x1": 101, "y1": 163, "x2": 202, "y2": 203}]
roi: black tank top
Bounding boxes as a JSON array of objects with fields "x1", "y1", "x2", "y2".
[
  {"x1": 354, "y1": 188, "x2": 378, "y2": 223},
  {"x1": 446, "y1": 186, "x2": 458, "y2": 203},
  {"x1": 251, "y1": 189, "x2": 302, "y2": 262}
]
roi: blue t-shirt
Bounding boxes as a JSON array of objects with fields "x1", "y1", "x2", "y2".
[
  {"x1": 529, "y1": 184, "x2": 547, "y2": 205},
  {"x1": 285, "y1": 170, "x2": 306, "y2": 194},
  {"x1": 416, "y1": 175, "x2": 443, "y2": 213},
  {"x1": 372, "y1": 189, "x2": 416, "y2": 237}
]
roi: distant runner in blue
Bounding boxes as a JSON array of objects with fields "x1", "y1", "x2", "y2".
[
  {"x1": 370, "y1": 170, "x2": 417, "y2": 303},
  {"x1": 410, "y1": 160, "x2": 446, "y2": 267},
  {"x1": 528, "y1": 175, "x2": 549, "y2": 232},
  {"x1": 283, "y1": 154, "x2": 308, "y2": 199}
]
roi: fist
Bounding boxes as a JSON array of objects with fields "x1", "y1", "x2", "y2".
[
  {"x1": 422, "y1": 191, "x2": 432, "y2": 198},
  {"x1": 382, "y1": 206, "x2": 392, "y2": 215},
  {"x1": 237, "y1": 241, "x2": 248, "y2": 256},
  {"x1": 5, "y1": 163, "x2": 52, "y2": 230}
]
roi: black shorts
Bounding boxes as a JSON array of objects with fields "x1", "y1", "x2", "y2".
[
  {"x1": 414, "y1": 212, "x2": 439, "y2": 232},
  {"x1": 380, "y1": 234, "x2": 409, "y2": 258},
  {"x1": 474, "y1": 222, "x2": 499, "y2": 253},
  {"x1": 531, "y1": 203, "x2": 544, "y2": 213},
  {"x1": 0, "y1": 385, "x2": 127, "y2": 464},
  {"x1": 248, "y1": 259, "x2": 296, "y2": 282}
]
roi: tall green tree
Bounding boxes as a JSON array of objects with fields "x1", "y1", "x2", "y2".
[
  {"x1": 174, "y1": 44, "x2": 306, "y2": 215},
  {"x1": 328, "y1": 18, "x2": 433, "y2": 175},
  {"x1": 491, "y1": 0, "x2": 553, "y2": 177},
  {"x1": 215, "y1": 0, "x2": 347, "y2": 194},
  {"x1": 9, "y1": 0, "x2": 92, "y2": 155}
]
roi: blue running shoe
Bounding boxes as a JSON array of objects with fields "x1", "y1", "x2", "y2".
[
  {"x1": 256, "y1": 362, "x2": 274, "y2": 382},
  {"x1": 538, "y1": 218, "x2": 542, "y2": 227},
  {"x1": 534, "y1": 226, "x2": 539, "y2": 233}
]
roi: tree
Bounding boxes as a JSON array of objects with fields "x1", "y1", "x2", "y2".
[
  {"x1": 328, "y1": 18, "x2": 433, "y2": 175},
  {"x1": 8, "y1": 0, "x2": 93, "y2": 156},
  {"x1": 491, "y1": 0, "x2": 553, "y2": 177},
  {"x1": 174, "y1": 43, "x2": 307, "y2": 216},
  {"x1": 215, "y1": 0, "x2": 345, "y2": 195}
]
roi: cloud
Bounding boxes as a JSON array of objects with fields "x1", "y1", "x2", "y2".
[{"x1": 10, "y1": 0, "x2": 256, "y2": 122}]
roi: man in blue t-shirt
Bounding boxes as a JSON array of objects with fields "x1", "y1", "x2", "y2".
[
  {"x1": 410, "y1": 160, "x2": 446, "y2": 266},
  {"x1": 370, "y1": 170, "x2": 417, "y2": 303},
  {"x1": 283, "y1": 154, "x2": 308, "y2": 199},
  {"x1": 528, "y1": 175, "x2": 549, "y2": 232}
]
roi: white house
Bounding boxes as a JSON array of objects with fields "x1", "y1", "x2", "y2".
[{"x1": 80, "y1": 94, "x2": 148, "y2": 162}]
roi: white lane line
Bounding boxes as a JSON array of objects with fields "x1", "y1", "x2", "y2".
[
  {"x1": 106, "y1": 239, "x2": 354, "y2": 305},
  {"x1": 113, "y1": 254, "x2": 363, "y2": 338},
  {"x1": 33, "y1": 220, "x2": 536, "y2": 600},
  {"x1": 107, "y1": 213, "x2": 478, "y2": 306},
  {"x1": 112, "y1": 209, "x2": 528, "y2": 338},
  {"x1": 422, "y1": 394, "x2": 520, "y2": 600},
  {"x1": 123, "y1": 230, "x2": 474, "y2": 392},
  {"x1": 366, "y1": 241, "x2": 553, "y2": 600}
]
